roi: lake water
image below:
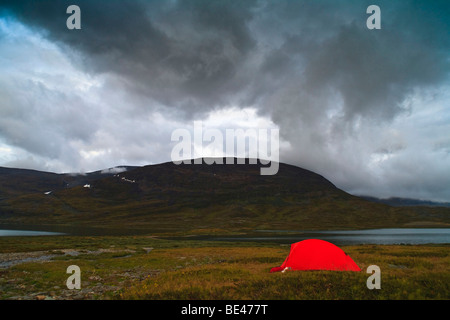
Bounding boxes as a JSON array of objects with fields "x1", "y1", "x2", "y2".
[
  {"x1": 210, "y1": 228, "x2": 450, "y2": 245},
  {"x1": 0, "y1": 229, "x2": 65, "y2": 237},
  {"x1": 1, "y1": 228, "x2": 449, "y2": 245}
]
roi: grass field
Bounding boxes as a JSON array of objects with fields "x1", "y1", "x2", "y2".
[{"x1": 0, "y1": 235, "x2": 448, "y2": 300}]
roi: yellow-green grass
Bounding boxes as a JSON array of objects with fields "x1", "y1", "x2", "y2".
[
  {"x1": 0, "y1": 236, "x2": 448, "y2": 300},
  {"x1": 119, "y1": 245, "x2": 449, "y2": 300}
]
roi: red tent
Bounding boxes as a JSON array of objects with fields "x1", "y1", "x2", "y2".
[{"x1": 270, "y1": 239, "x2": 361, "y2": 272}]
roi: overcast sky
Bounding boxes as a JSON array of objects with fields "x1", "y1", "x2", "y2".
[{"x1": 0, "y1": 0, "x2": 449, "y2": 201}]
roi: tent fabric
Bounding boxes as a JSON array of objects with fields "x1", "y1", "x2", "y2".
[{"x1": 270, "y1": 239, "x2": 361, "y2": 272}]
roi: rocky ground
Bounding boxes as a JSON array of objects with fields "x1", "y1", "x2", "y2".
[{"x1": 0, "y1": 247, "x2": 158, "y2": 300}]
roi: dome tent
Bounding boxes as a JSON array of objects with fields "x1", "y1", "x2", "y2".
[{"x1": 270, "y1": 239, "x2": 361, "y2": 272}]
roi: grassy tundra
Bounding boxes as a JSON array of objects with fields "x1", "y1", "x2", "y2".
[{"x1": 0, "y1": 235, "x2": 448, "y2": 300}]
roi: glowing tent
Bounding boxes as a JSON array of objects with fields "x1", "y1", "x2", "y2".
[{"x1": 270, "y1": 239, "x2": 361, "y2": 272}]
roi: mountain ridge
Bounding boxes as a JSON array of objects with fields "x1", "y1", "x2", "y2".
[
  {"x1": 360, "y1": 196, "x2": 450, "y2": 208},
  {"x1": 0, "y1": 158, "x2": 449, "y2": 234}
]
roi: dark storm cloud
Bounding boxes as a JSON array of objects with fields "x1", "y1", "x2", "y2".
[
  {"x1": 254, "y1": 0, "x2": 450, "y2": 120},
  {"x1": 1, "y1": 0, "x2": 259, "y2": 116},
  {"x1": 2, "y1": 0, "x2": 449, "y2": 119}
]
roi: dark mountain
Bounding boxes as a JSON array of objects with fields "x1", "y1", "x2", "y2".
[
  {"x1": 0, "y1": 165, "x2": 138, "y2": 197},
  {"x1": 0, "y1": 167, "x2": 64, "y2": 198},
  {"x1": 0, "y1": 159, "x2": 448, "y2": 234}
]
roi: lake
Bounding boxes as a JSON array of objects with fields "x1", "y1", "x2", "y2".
[
  {"x1": 0, "y1": 229, "x2": 65, "y2": 237},
  {"x1": 1, "y1": 227, "x2": 449, "y2": 245},
  {"x1": 180, "y1": 228, "x2": 450, "y2": 245}
]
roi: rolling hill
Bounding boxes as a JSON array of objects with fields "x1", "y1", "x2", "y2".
[{"x1": 0, "y1": 158, "x2": 448, "y2": 234}]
